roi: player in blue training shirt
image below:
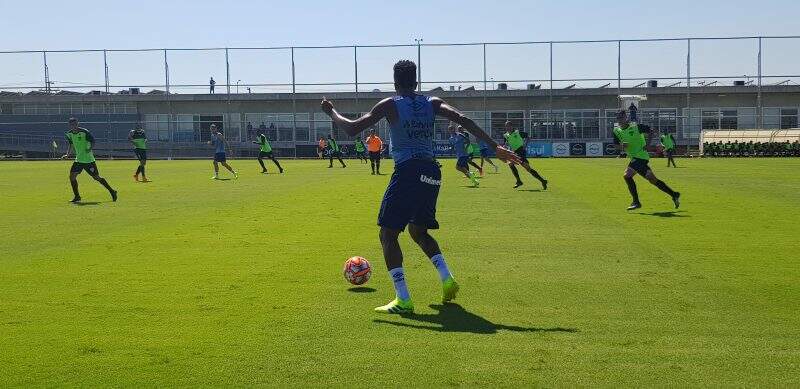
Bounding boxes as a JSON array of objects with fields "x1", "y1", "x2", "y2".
[
  {"x1": 321, "y1": 60, "x2": 520, "y2": 314},
  {"x1": 448, "y1": 125, "x2": 481, "y2": 187}
]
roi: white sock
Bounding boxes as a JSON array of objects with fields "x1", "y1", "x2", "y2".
[
  {"x1": 430, "y1": 254, "x2": 452, "y2": 282},
  {"x1": 388, "y1": 267, "x2": 410, "y2": 301}
]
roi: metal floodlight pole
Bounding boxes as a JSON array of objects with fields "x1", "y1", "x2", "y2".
[{"x1": 757, "y1": 37, "x2": 763, "y2": 129}]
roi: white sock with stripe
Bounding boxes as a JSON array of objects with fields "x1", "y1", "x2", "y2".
[
  {"x1": 430, "y1": 253, "x2": 452, "y2": 281},
  {"x1": 388, "y1": 267, "x2": 410, "y2": 301}
]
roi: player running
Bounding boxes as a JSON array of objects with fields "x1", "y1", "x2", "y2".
[
  {"x1": 128, "y1": 124, "x2": 149, "y2": 182},
  {"x1": 252, "y1": 131, "x2": 284, "y2": 174},
  {"x1": 354, "y1": 137, "x2": 368, "y2": 164},
  {"x1": 320, "y1": 60, "x2": 520, "y2": 314},
  {"x1": 660, "y1": 132, "x2": 677, "y2": 168},
  {"x1": 61, "y1": 118, "x2": 118, "y2": 203},
  {"x1": 449, "y1": 125, "x2": 480, "y2": 187},
  {"x1": 366, "y1": 129, "x2": 384, "y2": 175},
  {"x1": 326, "y1": 134, "x2": 347, "y2": 168},
  {"x1": 503, "y1": 121, "x2": 548, "y2": 189},
  {"x1": 207, "y1": 124, "x2": 238, "y2": 179},
  {"x1": 477, "y1": 137, "x2": 499, "y2": 174},
  {"x1": 613, "y1": 110, "x2": 680, "y2": 210}
]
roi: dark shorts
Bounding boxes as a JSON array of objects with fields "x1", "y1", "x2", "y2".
[
  {"x1": 70, "y1": 162, "x2": 100, "y2": 176},
  {"x1": 259, "y1": 151, "x2": 274, "y2": 158},
  {"x1": 369, "y1": 151, "x2": 381, "y2": 161},
  {"x1": 480, "y1": 148, "x2": 491, "y2": 158},
  {"x1": 378, "y1": 159, "x2": 441, "y2": 231},
  {"x1": 665, "y1": 148, "x2": 674, "y2": 157},
  {"x1": 330, "y1": 151, "x2": 342, "y2": 158},
  {"x1": 356, "y1": 149, "x2": 366, "y2": 156},
  {"x1": 515, "y1": 147, "x2": 529, "y2": 164},
  {"x1": 214, "y1": 152, "x2": 227, "y2": 162},
  {"x1": 628, "y1": 158, "x2": 652, "y2": 176},
  {"x1": 134, "y1": 148, "x2": 147, "y2": 162},
  {"x1": 456, "y1": 156, "x2": 471, "y2": 169}
]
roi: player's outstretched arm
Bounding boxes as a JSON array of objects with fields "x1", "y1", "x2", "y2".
[
  {"x1": 321, "y1": 97, "x2": 390, "y2": 137},
  {"x1": 432, "y1": 98, "x2": 521, "y2": 165}
]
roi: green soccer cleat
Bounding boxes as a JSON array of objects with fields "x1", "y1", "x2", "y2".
[
  {"x1": 442, "y1": 277, "x2": 460, "y2": 303},
  {"x1": 374, "y1": 298, "x2": 414, "y2": 314}
]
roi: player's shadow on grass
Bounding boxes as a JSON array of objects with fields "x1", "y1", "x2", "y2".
[
  {"x1": 72, "y1": 201, "x2": 101, "y2": 206},
  {"x1": 637, "y1": 211, "x2": 689, "y2": 218},
  {"x1": 347, "y1": 287, "x2": 377, "y2": 293},
  {"x1": 374, "y1": 303, "x2": 577, "y2": 335},
  {"x1": 518, "y1": 189, "x2": 542, "y2": 192}
]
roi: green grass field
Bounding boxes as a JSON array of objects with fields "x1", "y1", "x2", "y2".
[{"x1": 1, "y1": 157, "x2": 799, "y2": 387}]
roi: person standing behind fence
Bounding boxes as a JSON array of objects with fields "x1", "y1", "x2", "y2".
[
  {"x1": 660, "y1": 132, "x2": 677, "y2": 168},
  {"x1": 629, "y1": 103, "x2": 638, "y2": 122},
  {"x1": 209, "y1": 77, "x2": 216, "y2": 94},
  {"x1": 129, "y1": 124, "x2": 150, "y2": 182}
]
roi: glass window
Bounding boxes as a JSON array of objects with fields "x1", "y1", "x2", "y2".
[
  {"x1": 780, "y1": 108, "x2": 798, "y2": 129},
  {"x1": 295, "y1": 113, "x2": 310, "y2": 142}
]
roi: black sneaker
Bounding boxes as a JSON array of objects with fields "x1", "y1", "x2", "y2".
[
  {"x1": 514, "y1": 181, "x2": 524, "y2": 189},
  {"x1": 70, "y1": 197, "x2": 82, "y2": 203},
  {"x1": 672, "y1": 192, "x2": 681, "y2": 209},
  {"x1": 542, "y1": 180, "x2": 548, "y2": 190},
  {"x1": 626, "y1": 202, "x2": 642, "y2": 211},
  {"x1": 110, "y1": 190, "x2": 118, "y2": 202}
]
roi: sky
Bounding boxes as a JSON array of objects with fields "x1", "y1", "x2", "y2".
[{"x1": 1, "y1": 0, "x2": 799, "y2": 93}]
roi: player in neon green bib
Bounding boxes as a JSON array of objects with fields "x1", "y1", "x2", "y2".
[
  {"x1": 354, "y1": 137, "x2": 367, "y2": 164},
  {"x1": 659, "y1": 132, "x2": 677, "y2": 168},
  {"x1": 129, "y1": 124, "x2": 149, "y2": 182},
  {"x1": 503, "y1": 121, "x2": 547, "y2": 189},
  {"x1": 326, "y1": 134, "x2": 347, "y2": 168},
  {"x1": 613, "y1": 110, "x2": 680, "y2": 211},
  {"x1": 252, "y1": 132, "x2": 284, "y2": 174},
  {"x1": 61, "y1": 118, "x2": 117, "y2": 203}
]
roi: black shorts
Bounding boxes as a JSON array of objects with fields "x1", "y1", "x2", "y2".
[
  {"x1": 514, "y1": 147, "x2": 529, "y2": 164},
  {"x1": 369, "y1": 151, "x2": 381, "y2": 161},
  {"x1": 134, "y1": 148, "x2": 147, "y2": 162},
  {"x1": 70, "y1": 162, "x2": 100, "y2": 176},
  {"x1": 628, "y1": 158, "x2": 651, "y2": 176},
  {"x1": 259, "y1": 151, "x2": 274, "y2": 158}
]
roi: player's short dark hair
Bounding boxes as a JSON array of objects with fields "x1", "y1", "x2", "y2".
[
  {"x1": 393, "y1": 60, "x2": 417, "y2": 89},
  {"x1": 68, "y1": 117, "x2": 78, "y2": 123}
]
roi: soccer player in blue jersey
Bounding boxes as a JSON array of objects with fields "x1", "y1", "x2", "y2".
[
  {"x1": 321, "y1": 60, "x2": 520, "y2": 314},
  {"x1": 207, "y1": 124, "x2": 238, "y2": 179},
  {"x1": 449, "y1": 125, "x2": 480, "y2": 187}
]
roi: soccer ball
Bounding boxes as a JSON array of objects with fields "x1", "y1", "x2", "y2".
[{"x1": 343, "y1": 256, "x2": 372, "y2": 285}]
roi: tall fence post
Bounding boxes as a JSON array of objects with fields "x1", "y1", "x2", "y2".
[
  {"x1": 103, "y1": 49, "x2": 110, "y2": 93},
  {"x1": 415, "y1": 38, "x2": 423, "y2": 92},
  {"x1": 163, "y1": 49, "x2": 170, "y2": 94},
  {"x1": 617, "y1": 40, "x2": 622, "y2": 106},
  {"x1": 482, "y1": 43, "x2": 488, "y2": 134},
  {"x1": 354, "y1": 45, "x2": 359, "y2": 116},
  {"x1": 42, "y1": 51, "x2": 50, "y2": 93},
  {"x1": 291, "y1": 47, "x2": 297, "y2": 158},
  {"x1": 548, "y1": 41, "x2": 554, "y2": 138},
  {"x1": 225, "y1": 48, "x2": 231, "y2": 95},
  {"x1": 686, "y1": 39, "x2": 691, "y2": 140},
  {"x1": 757, "y1": 37, "x2": 763, "y2": 129}
]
